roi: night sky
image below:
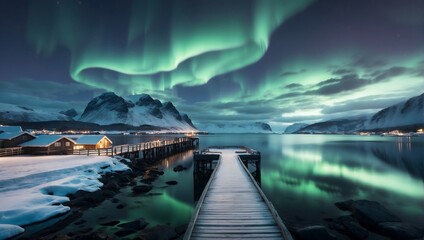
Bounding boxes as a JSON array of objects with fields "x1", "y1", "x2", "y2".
[{"x1": 1, "y1": 0, "x2": 423, "y2": 130}]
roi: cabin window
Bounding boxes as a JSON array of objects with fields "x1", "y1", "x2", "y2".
[
  {"x1": 54, "y1": 142, "x2": 61, "y2": 147},
  {"x1": 65, "y1": 142, "x2": 71, "y2": 147}
]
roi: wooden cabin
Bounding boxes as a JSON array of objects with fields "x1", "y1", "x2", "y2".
[
  {"x1": 73, "y1": 135, "x2": 112, "y2": 150},
  {"x1": 0, "y1": 126, "x2": 36, "y2": 148},
  {"x1": 20, "y1": 135, "x2": 76, "y2": 155}
]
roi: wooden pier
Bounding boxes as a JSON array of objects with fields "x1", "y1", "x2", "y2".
[
  {"x1": 73, "y1": 137, "x2": 199, "y2": 159},
  {"x1": 185, "y1": 147, "x2": 292, "y2": 240}
]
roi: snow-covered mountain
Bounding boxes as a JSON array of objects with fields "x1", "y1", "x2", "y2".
[
  {"x1": 291, "y1": 93, "x2": 424, "y2": 133},
  {"x1": 0, "y1": 103, "x2": 70, "y2": 122},
  {"x1": 284, "y1": 123, "x2": 308, "y2": 133},
  {"x1": 198, "y1": 122, "x2": 272, "y2": 133},
  {"x1": 296, "y1": 116, "x2": 368, "y2": 134},
  {"x1": 364, "y1": 93, "x2": 424, "y2": 130},
  {"x1": 79, "y1": 92, "x2": 196, "y2": 131}
]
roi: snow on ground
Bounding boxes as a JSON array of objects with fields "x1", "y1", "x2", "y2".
[
  {"x1": 0, "y1": 155, "x2": 130, "y2": 239},
  {"x1": 0, "y1": 224, "x2": 24, "y2": 240}
]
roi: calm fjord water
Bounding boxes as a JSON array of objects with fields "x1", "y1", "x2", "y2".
[{"x1": 108, "y1": 133, "x2": 424, "y2": 229}]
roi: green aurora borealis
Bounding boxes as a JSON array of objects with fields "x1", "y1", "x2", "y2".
[
  {"x1": 1, "y1": 0, "x2": 423, "y2": 130},
  {"x1": 27, "y1": 0, "x2": 312, "y2": 92}
]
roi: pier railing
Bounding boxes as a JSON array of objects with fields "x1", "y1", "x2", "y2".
[
  {"x1": 73, "y1": 137, "x2": 198, "y2": 156},
  {"x1": 204, "y1": 146, "x2": 260, "y2": 155}
]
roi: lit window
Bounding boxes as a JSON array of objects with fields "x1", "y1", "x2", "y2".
[
  {"x1": 65, "y1": 142, "x2": 71, "y2": 147},
  {"x1": 54, "y1": 142, "x2": 61, "y2": 147}
]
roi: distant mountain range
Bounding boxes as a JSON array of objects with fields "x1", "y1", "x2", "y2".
[
  {"x1": 0, "y1": 103, "x2": 71, "y2": 122},
  {"x1": 285, "y1": 93, "x2": 424, "y2": 134},
  {"x1": 198, "y1": 122, "x2": 273, "y2": 133},
  {"x1": 0, "y1": 92, "x2": 196, "y2": 132},
  {"x1": 0, "y1": 92, "x2": 274, "y2": 133}
]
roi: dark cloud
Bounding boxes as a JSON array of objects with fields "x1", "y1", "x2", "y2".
[
  {"x1": 277, "y1": 74, "x2": 372, "y2": 101},
  {"x1": 280, "y1": 69, "x2": 306, "y2": 77},
  {"x1": 312, "y1": 74, "x2": 368, "y2": 95},
  {"x1": 276, "y1": 92, "x2": 304, "y2": 100},
  {"x1": 331, "y1": 68, "x2": 355, "y2": 76},
  {"x1": 351, "y1": 56, "x2": 387, "y2": 69},
  {"x1": 234, "y1": 106, "x2": 279, "y2": 115},
  {"x1": 285, "y1": 83, "x2": 303, "y2": 89},
  {"x1": 316, "y1": 78, "x2": 341, "y2": 87},
  {"x1": 373, "y1": 66, "x2": 409, "y2": 82},
  {"x1": 212, "y1": 100, "x2": 269, "y2": 109}
]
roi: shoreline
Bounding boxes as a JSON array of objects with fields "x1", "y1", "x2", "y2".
[{"x1": 14, "y1": 156, "x2": 190, "y2": 240}]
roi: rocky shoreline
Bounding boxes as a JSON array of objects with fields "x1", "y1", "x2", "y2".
[
  {"x1": 18, "y1": 157, "x2": 190, "y2": 240},
  {"x1": 289, "y1": 200, "x2": 424, "y2": 240}
]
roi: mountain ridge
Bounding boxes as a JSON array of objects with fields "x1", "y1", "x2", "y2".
[
  {"x1": 79, "y1": 92, "x2": 196, "y2": 131},
  {"x1": 0, "y1": 92, "x2": 197, "y2": 132},
  {"x1": 288, "y1": 93, "x2": 424, "y2": 133}
]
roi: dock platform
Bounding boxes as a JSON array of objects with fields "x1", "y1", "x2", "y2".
[{"x1": 185, "y1": 147, "x2": 292, "y2": 240}]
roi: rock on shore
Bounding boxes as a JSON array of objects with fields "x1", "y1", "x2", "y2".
[{"x1": 332, "y1": 200, "x2": 423, "y2": 240}]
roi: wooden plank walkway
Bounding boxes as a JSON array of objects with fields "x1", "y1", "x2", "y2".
[{"x1": 185, "y1": 148, "x2": 292, "y2": 240}]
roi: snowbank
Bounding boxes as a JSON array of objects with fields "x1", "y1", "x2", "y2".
[
  {"x1": 0, "y1": 224, "x2": 24, "y2": 240},
  {"x1": 0, "y1": 155, "x2": 129, "y2": 239}
]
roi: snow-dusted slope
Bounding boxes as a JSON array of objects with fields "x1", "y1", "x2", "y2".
[
  {"x1": 284, "y1": 123, "x2": 308, "y2": 133},
  {"x1": 79, "y1": 93, "x2": 197, "y2": 131},
  {"x1": 296, "y1": 116, "x2": 368, "y2": 134},
  {"x1": 365, "y1": 93, "x2": 424, "y2": 130},
  {"x1": 0, "y1": 155, "x2": 129, "y2": 239},
  {"x1": 198, "y1": 122, "x2": 273, "y2": 133},
  {"x1": 0, "y1": 103, "x2": 70, "y2": 122},
  {"x1": 291, "y1": 93, "x2": 424, "y2": 133}
]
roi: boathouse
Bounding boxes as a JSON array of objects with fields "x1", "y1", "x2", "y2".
[
  {"x1": 0, "y1": 126, "x2": 36, "y2": 148},
  {"x1": 20, "y1": 135, "x2": 76, "y2": 155},
  {"x1": 73, "y1": 135, "x2": 112, "y2": 150}
]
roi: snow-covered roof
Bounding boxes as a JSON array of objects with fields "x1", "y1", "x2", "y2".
[
  {"x1": 74, "y1": 135, "x2": 112, "y2": 145},
  {"x1": 0, "y1": 132, "x2": 34, "y2": 140},
  {"x1": 0, "y1": 126, "x2": 23, "y2": 133},
  {"x1": 20, "y1": 135, "x2": 76, "y2": 147},
  {"x1": 0, "y1": 125, "x2": 34, "y2": 140}
]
